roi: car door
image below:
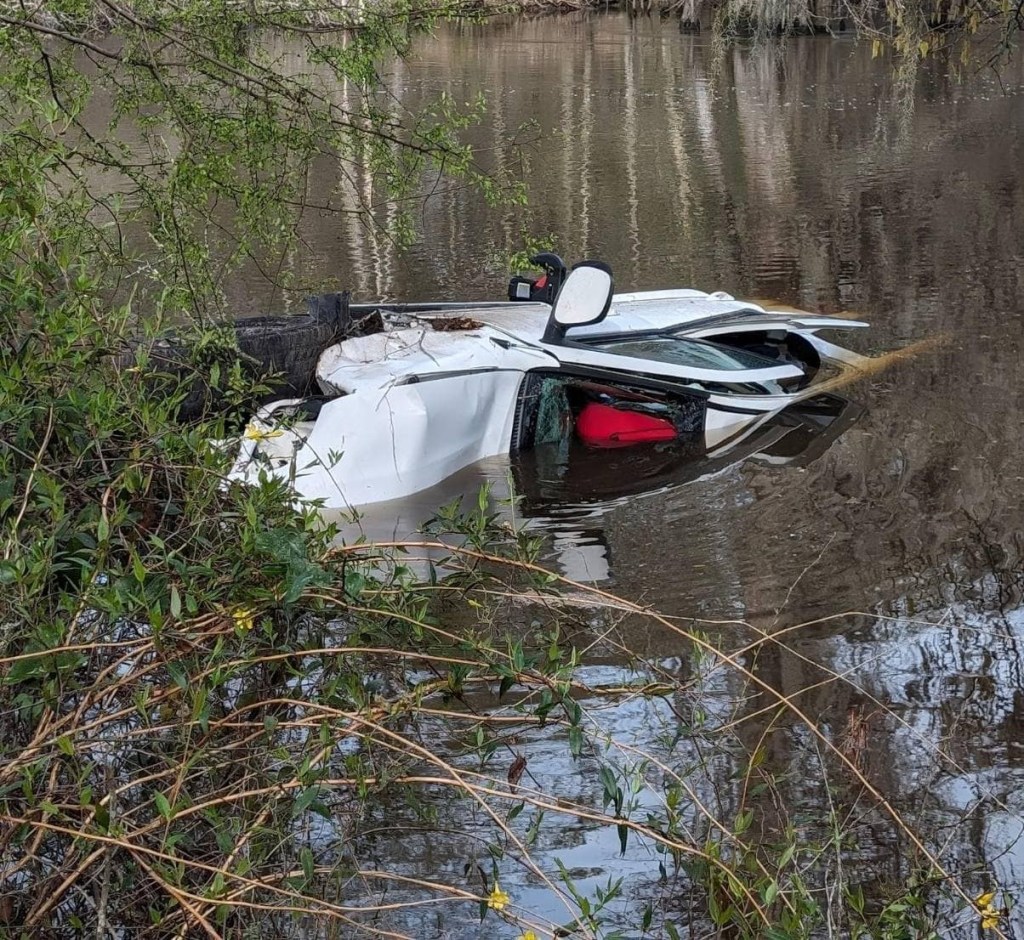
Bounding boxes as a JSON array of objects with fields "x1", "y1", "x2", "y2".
[
  {"x1": 282, "y1": 370, "x2": 525, "y2": 507},
  {"x1": 511, "y1": 369, "x2": 708, "y2": 453}
]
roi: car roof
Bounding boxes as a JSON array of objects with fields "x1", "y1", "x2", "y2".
[
  {"x1": 427, "y1": 292, "x2": 765, "y2": 345},
  {"x1": 412, "y1": 295, "x2": 806, "y2": 383},
  {"x1": 317, "y1": 292, "x2": 867, "y2": 393}
]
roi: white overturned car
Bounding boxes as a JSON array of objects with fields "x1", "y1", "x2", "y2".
[{"x1": 230, "y1": 261, "x2": 874, "y2": 509}]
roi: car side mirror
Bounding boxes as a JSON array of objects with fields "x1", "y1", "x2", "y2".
[{"x1": 542, "y1": 261, "x2": 614, "y2": 345}]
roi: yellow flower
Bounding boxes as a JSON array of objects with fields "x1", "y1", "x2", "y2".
[
  {"x1": 976, "y1": 890, "x2": 1001, "y2": 930},
  {"x1": 232, "y1": 607, "x2": 256, "y2": 631},
  {"x1": 518, "y1": 932, "x2": 539, "y2": 940},
  {"x1": 244, "y1": 423, "x2": 284, "y2": 443},
  {"x1": 486, "y1": 884, "x2": 510, "y2": 912}
]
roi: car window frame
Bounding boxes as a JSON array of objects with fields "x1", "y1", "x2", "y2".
[{"x1": 511, "y1": 366, "x2": 712, "y2": 453}]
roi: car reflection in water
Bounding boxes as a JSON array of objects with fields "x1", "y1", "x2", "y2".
[
  {"x1": 511, "y1": 393, "x2": 863, "y2": 581},
  {"x1": 332, "y1": 393, "x2": 863, "y2": 581}
]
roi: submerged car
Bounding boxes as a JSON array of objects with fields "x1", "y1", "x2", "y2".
[
  {"x1": 334, "y1": 393, "x2": 863, "y2": 582},
  {"x1": 230, "y1": 259, "x2": 875, "y2": 509}
]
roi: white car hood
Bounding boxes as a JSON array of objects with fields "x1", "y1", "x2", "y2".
[{"x1": 317, "y1": 320, "x2": 556, "y2": 395}]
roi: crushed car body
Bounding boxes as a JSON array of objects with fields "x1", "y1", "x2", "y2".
[{"x1": 230, "y1": 258, "x2": 874, "y2": 509}]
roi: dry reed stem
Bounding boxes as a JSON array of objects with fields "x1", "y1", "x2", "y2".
[
  {"x1": 327, "y1": 539, "x2": 1000, "y2": 927},
  {"x1": 2, "y1": 534, "x2": 1005, "y2": 936}
]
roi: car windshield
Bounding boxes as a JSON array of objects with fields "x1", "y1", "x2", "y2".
[{"x1": 586, "y1": 336, "x2": 777, "y2": 371}]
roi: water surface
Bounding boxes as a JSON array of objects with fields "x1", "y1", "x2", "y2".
[{"x1": 168, "y1": 17, "x2": 1024, "y2": 935}]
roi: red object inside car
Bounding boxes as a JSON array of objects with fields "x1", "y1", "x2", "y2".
[{"x1": 576, "y1": 402, "x2": 677, "y2": 447}]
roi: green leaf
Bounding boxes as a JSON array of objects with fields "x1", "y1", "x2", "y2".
[
  {"x1": 568, "y1": 725, "x2": 584, "y2": 758},
  {"x1": 5, "y1": 654, "x2": 47, "y2": 685},
  {"x1": 300, "y1": 846, "x2": 314, "y2": 882},
  {"x1": 167, "y1": 663, "x2": 188, "y2": 691},
  {"x1": 154, "y1": 791, "x2": 173, "y2": 820},
  {"x1": 292, "y1": 786, "x2": 324, "y2": 818}
]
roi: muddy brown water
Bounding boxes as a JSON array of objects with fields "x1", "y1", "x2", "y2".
[
  {"x1": 292, "y1": 20, "x2": 1024, "y2": 932},
  {"x1": 122, "y1": 15, "x2": 1024, "y2": 936}
]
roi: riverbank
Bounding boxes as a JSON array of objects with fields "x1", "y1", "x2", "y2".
[
  {"x1": 0, "y1": 0, "x2": 922, "y2": 42},
  {"x1": 5, "y1": 0, "x2": 1008, "y2": 77},
  {"x1": 6, "y1": 0, "x2": 1011, "y2": 71},
  {"x1": 491, "y1": 0, "x2": 848, "y2": 32}
]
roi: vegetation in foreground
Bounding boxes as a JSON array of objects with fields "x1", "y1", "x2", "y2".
[{"x1": 0, "y1": 0, "x2": 1016, "y2": 936}]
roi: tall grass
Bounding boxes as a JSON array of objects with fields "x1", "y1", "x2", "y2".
[{"x1": 0, "y1": 507, "x2": 1009, "y2": 935}]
